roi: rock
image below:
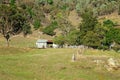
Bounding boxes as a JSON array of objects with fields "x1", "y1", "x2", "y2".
[
  {"x1": 106, "y1": 58, "x2": 120, "y2": 71},
  {"x1": 108, "y1": 58, "x2": 116, "y2": 67}
]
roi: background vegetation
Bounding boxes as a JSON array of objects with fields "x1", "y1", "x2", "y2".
[{"x1": 0, "y1": 0, "x2": 120, "y2": 50}]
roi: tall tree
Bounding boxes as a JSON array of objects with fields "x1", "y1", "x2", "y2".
[
  {"x1": 77, "y1": 9, "x2": 99, "y2": 47},
  {"x1": 80, "y1": 9, "x2": 98, "y2": 32},
  {"x1": 0, "y1": 4, "x2": 31, "y2": 47}
]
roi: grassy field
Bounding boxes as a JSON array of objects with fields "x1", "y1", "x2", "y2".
[
  {"x1": 0, "y1": 35, "x2": 120, "y2": 80},
  {"x1": 0, "y1": 47, "x2": 120, "y2": 80},
  {"x1": 0, "y1": 35, "x2": 36, "y2": 48}
]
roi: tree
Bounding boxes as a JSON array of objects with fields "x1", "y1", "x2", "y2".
[
  {"x1": 55, "y1": 11, "x2": 74, "y2": 36},
  {"x1": 42, "y1": 21, "x2": 58, "y2": 36},
  {"x1": 0, "y1": 4, "x2": 31, "y2": 47},
  {"x1": 58, "y1": 18, "x2": 74, "y2": 35},
  {"x1": 53, "y1": 35, "x2": 65, "y2": 47},
  {"x1": 80, "y1": 9, "x2": 98, "y2": 32},
  {"x1": 66, "y1": 30, "x2": 79, "y2": 45},
  {"x1": 82, "y1": 31, "x2": 100, "y2": 48},
  {"x1": 105, "y1": 28, "x2": 120, "y2": 46},
  {"x1": 78, "y1": 9, "x2": 98, "y2": 45},
  {"x1": 79, "y1": 23, "x2": 107, "y2": 48},
  {"x1": 102, "y1": 19, "x2": 115, "y2": 45}
]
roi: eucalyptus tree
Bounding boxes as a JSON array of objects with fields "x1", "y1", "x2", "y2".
[
  {"x1": 0, "y1": 4, "x2": 31, "y2": 47},
  {"x1": 56, "y1": 13, "x2": 74, "y2": 36}
]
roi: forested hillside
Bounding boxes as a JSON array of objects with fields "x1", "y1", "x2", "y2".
[{"x1": 0, "y1": 0, "x2": 120, "y2": 50}]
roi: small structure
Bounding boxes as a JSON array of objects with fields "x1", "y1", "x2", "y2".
[
  {"x1": 105, "y1": 58, "x2": 120, "y2": 71},
  {"x1": 36, "y1": 39, "x2": 53, "y2": 48},
  {"x1": 36, "y1": 39, "x2": 47, "y2": 48}
]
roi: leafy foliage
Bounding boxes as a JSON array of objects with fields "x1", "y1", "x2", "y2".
[
  {"x1": 0, "y1": 4, "x2": 31, "y2": 46},
  {"x1": 33, "y1": 19, "x2": 41, "y2": 30},
  {"x1": 10, "y1": 0, "x2": 16, "y2": 7},
  {"x1": 103, "y1": 19, "x2": 115, "y2": 28},
  {"x1": 77, "y1": 10, "x2": 120, "y2": 50},
  {"x1": 78, "y1": 10, "x2": 98, "y2": 46},
  {"x1": 42, "y1": 21, "x2": 58, "y2": 36},
  {"x1": 105, "y1": 28, "x2": 120, "y2": 45},
  {"x1": 47, "y1": 0, "x2": 53, "y2": 5},
  {"x1": 66, "y1": 30, "x2": 80, "y2": 45},
  {"x1": 80, "y1": 9, "x2": 98, "y2": 32},
  {"x1": 53, "y1": 35, "x2": 65, "y2": 46},
  {"x1": 0, "y1": 0, "x2": 120, "y2": 51},
  {"x1": 22, "y1": 23, "x2": 32, "y2": 36}
]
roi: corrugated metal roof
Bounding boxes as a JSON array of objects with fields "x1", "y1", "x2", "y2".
[{"x1": 36, "y1": 39, "x2": 48, "y2": 43}]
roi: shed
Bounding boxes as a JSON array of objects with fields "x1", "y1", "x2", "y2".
[
  {"x1": 36, "y1": 39, "x2": 48, "y2": 48},
  {"x1": 36, "y1": 39, "x2": 54, "y2": 48}
]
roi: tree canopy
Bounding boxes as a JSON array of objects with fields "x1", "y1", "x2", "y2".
[{"x1": 0, "y1": 4, "x2": 31, "y2": 46}]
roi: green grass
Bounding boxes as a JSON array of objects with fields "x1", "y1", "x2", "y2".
[
  {"x1": 0, "y1": 36, "x2": 36, "y2": 48},
  {"x1": 0, "y1": 35, "x2": 120, "y2": 80},
  {"x1": 0, "y1": 48, "x2": 120, "y2": 80}
]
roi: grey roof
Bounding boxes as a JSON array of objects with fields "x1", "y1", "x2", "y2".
[{"x1": 36, "y1": 39, "x2": 48, "y2": 43}]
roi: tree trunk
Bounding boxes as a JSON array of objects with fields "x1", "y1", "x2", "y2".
[
  {"x1": 4, "y1": 34, "x2": 10, "y2": 47},
  {"x1": 6, "y1": 39, "x2": 9, "y2": 47}
]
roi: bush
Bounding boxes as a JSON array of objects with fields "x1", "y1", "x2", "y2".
[
  {"x1": 42, "y1": 21, "x2": 58, "y2": 36},
  {"x1": 33, "y1": 19, "x2": 41, "y2": 30},
  {"x1": 112, "y1": 44, "x2": 120, "y2": 51},
  {"x1": 47, "y1": 0, "x2": 53, "y2": 5},
  {"x1": 53, "y1": 35, "x2": 65, "y2": 46},
  {"x1": 42, "y1": 26, "x2": 56, "y2": 36},
  {"x1": 103, "y1": 19, "x2": 114, "y2": 28},
  {"x1": 66, "y1": 30, "x2": 80, "y2": 45}
]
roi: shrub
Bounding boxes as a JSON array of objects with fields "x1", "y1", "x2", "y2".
[
  {"x1": 112, "y1": 44, "x2": 120, "y2": 51},
  {"x1": 42, "y1": 26, "x2": 56, "y2": 36},
  {"x1": 42, "y1": 21, "x2": 58, "y2": 36},
  {"x1": 33, "y1": 19, "x2": 41, "y2": 30},
  {"x1": 47, "y1": 0, "x2": 53, "y2": 5},
  {"x1": 53, "y1": 35, "x2": 65, "y2": 46},
  {"x1": 103, "y1": 19, "x2": 114, "y2": 28}
]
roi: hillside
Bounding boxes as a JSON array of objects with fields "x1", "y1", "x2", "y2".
[{"x1": 1, "y1": 0, "x2": 120, "y2": 49}]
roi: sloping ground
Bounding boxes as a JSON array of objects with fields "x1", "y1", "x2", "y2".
[
  {"x1": 29, "y1": 30, "x2": 53, "y2": 40},
  {"x1": 99, "y1": 12, "x2": 120, "y2": 22},
  {"x1": 0, "y1": 30, "x2": 53, "y2": 48},
  {"x1": 69, "y1": 11, "x2": 120, "y2": 27},
  {"x1": 68, "y1": 10, "x2": 82, "y2": 27},
  {"x1": 99, "y1": 12, "x2": 120, "y2": 27},
  {"x1": 0, "y1": 34, "x2": 36, "y2": 48}
]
